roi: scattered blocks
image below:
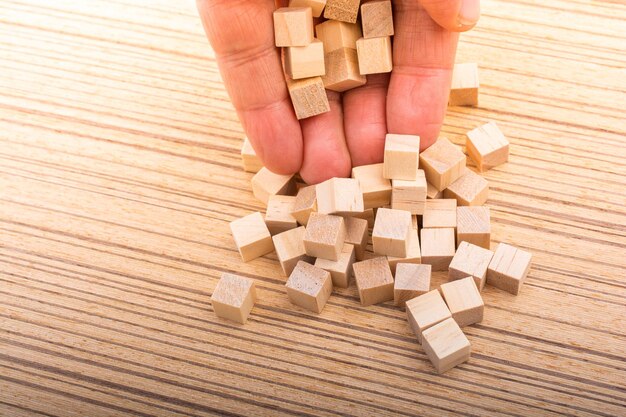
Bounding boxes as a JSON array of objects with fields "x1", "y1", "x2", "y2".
[
  {"x1": 351, "y1": 163, "x2": 392, "y2": 209},
  {"x1": 303, "y1": 213, "x2": 346, "y2": 260},
  {"x1": 405, "y1": 290, "x2": 452, "y2": 343},
  {"x1": 289, "y1": 0, "x2": 327, "y2": 17},
  {"x1": 449, "y1": 63, "x2": 479, "y2": 107},
  {"x1": 315, "y1": 243, "x2": 356, "y2": 288},
  {"x1": 420, "y1": 228, "x2": 456, "y2": 271},
  {"x1": 440, "y1": 277, "x2": 484, "y2": 327},
  {"x1": 449, "y1": 242, "x2": 494, "y2": 291},
  {"x1": 466, "y1": 121, "x2": 510, "y2": 172},
  {"x1": 344, "y1": 217, "x2": 369, "y2": 261},
  {"x1": 422, "y1": 199, "x2": 457, "y2": 229},
  {"x1": 419, "y1": 137, "x2": 466, "y2": 191},
  {"x1": 487, "y1": 243, "x2": 532, "y2": 295},
  {"x1": 426, "y1": 182, "x2": 443, "y2": 199},
  {"x1": 394, "y1": 264, "x2": 431, "y2": 308},
  {"x1": 456, "y1": 206, "x2": 491, "y2": 249},
  {"x1": 230, "y1": 212, "x2": 274, "y2": 262},
  {"x1": 273, "y1": 226, "x2": 314, "y2": 276},
  {"x1": 284, "y1": 39, "x2": 326, "y2": 79},
  {"x1": 387, "y1": 226, "x2": 421, "y2": 274},
  {"x1": 286, "y1": 261, "x2": 333, "y2": 313},
  {"x1": 421, "y1": 318, "x2": 471, "y2": 374},
  {"x1": 322, "y1": 47, "x2": 366, "y2": 92},
  {"x1": 315, "y1": 20, "x2": 362, "y2": 53},
  {"x1": 291, "y1": 185, "x2": 317, "y2": 225},
  {"x1": 444, "y1": 169, "x2": 489, "y2": 206},
  {"x1": 353, "y1": 256, "x2": 395, "y2": 306},
  {"x1": 372, "y1": 208, "x2": 412, "y2": 257},
  {"x1": 316, "y1": 177, "x2": 364, "y2": 215},
  {"x1": 391, "y1": 170, "x2": 427, "y2": 215},
  {"x1": 265, "y1": 195, "x2": 298, "y2": 235},
  {"x1": 273, "y1": 7, "x2": 314, "y2": 47},
  {"x1": 356, "y1": 36, "x2": 393, "y2": 74},
  {"x1": 361, "y1": 0, "x2": 394, "y2": 38},
  {"x1": 287, "y1": 76, "x2": 331, "y2": 120},
  {"x1": 324, "y1": 0, "x2": 360, "y2": 23},
  {"x1": 241, "y1": 138, "x2": 262, "y2": 173},
  {"x1": 251, "y1": 168, "x2": 296, "y2": 204},
  {"x1": 383, "y1": 134, "x2": 421, "y2": 180},
  {"x1": 211, "y1": 273, "x2": 256, "y2": 324}
]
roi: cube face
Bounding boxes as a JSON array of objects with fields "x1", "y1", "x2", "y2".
[
  {"x1": 422, "y1": 318, "x2": 471, "y2": 374},
  {"x1": 315, "y1": 243, "x2": 356, "y2": 288},
  {"x1": 287, "y1": 77, "x2": 331, "y2": 120},
  {"x1": 315, "y1": 20, "x2": 362, "y2": 53},
  {"x1": 289, "y1": 0, "x2": 327, "y2": 17},
  {"x1": 426, "y1": 182, "x2": 443, "y2": 199},
  {"x1": 344, "y1": 217, "x2": 369, "y2": 261},
  {"x1": 356, "y1": 36, "x2": 393, "y2": 75},
  {"x1": 285, "y1": 39, "x2": 326, "y2": 79},
  {"x1": 449, "y1": 241, "x2": 494, "y2": 291},
  {"x1": 322, "y1": 47, "x2": 366, "y2": 92},
  {"x1": 487, "y1": 243, "x2": 532, "y2": 295},
  {"x1": 449, "y1": 63, "x2": 479, "y2": 107},
  {"x1": 383, "y1": 134, "x2": 421, "y2": 180},
  {"x1": 352, "y1": 257, "x2": 394, "y2": 306},
  {"x1": 394, "y1": 264, "x2": 431, "y2": 307},
  {"x1": 387, "y1": 227, "x2": 421, "y2": 274},
  {"x1": 361, "y1": 0, "x2": 394, "y2": 38},
  {"x1": 391, "y1": 171, "x2": 427, "y2": 215},
  {"x1": 420, "y1": 228, "x2": 456, "y2": 271},
  {"x1": 230, "y1": 212, "x2": 274, "y2": 262},
  {"x1": 372, "y1": 208, "x2": 412, "y2": 257},
  {"x1": 273, "y1": 226, "x2": 314, "y2": 276},
  {"x1": 291, "y1": 185, "x2": 317, "y2": 225},
  {"x1": 324, "y1": 0, "x2": 360, "y2": 23},
  {"x1": 440, "y1": 277, "x2": 484, "y2": 327},
  {"x1": 351, "y1": 163, "x2": 392, "y2": 209},
  {"x1": 466, "y1": 121, "x2": 509, "y2": 172},
  {"x1": 241, "y1": 138, "x2": 262, "y2": 173},
  {"x1": 405, "y1": 289, "x2": 451, "y2": 343},
  {"x1": 304, "y1": 213, "x2": 346, "y2": 260},
  {"x1": 316, "y1": 177, "x2": 364, "y2": 215},
  {"x1": 286, "y1": 261, "x2": 333, "y2": 313},
  {"x1": 251, "y1": 168, "x2": 296, "y2": 204},
  {"x1": 422, "y1": 199, "x2": 457, "y2": 229},
  {"x1": 444, "y1": 169, "x2": 489, "y2": 206},
  {"x1": 265, "y1": 195, "x2": 298, "y2": 235},
  {"x1": 457, "y1": 206, "x2": 491, "y2": 249},
  {"x1": 211, "y1": 273, "x2": 256, "y2": 324},
  {"x1": 273, "y1": 7, "x2": 314, "y2": 47},
  {"x1": 419, "y1": 137, "x2": 466, "y2": 191}
]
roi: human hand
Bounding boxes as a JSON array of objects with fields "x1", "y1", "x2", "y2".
[{"x1": 197, "y1": 0, "x2": 479, "y2": 184}]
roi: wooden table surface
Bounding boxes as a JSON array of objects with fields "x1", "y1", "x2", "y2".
[{"x1": 1, "y1": 0, "x2": 625, "y2": 416}]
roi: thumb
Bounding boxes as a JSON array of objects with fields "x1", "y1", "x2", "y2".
[{"x1": 418, "y1": 0, "x2": 480, "y2": 32}]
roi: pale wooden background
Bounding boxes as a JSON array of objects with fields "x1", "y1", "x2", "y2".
[{"x1": 1, "y1": 0, "x2": 625, "y2": 416}]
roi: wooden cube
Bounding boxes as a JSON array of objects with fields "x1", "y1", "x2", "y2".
[
  {"x1": 351, "y1": 163, "x2": 392, "y2": 209},
  {"x1": 387, "y1": 225, "x2": 421, "y2": 274},
  {"x1": 361, "y1": 0, "x2": 393, "y2": 38},
  {"x1": 251, "y1": 167, "x2": 296, "y2": 204},
  {"x1": 420, "y1": 228, "x2": 455, "y2": 271},
  {"x1": 444, "y1": 169, "x2": 489, "y2": 206},
  {"x1": 344, "y1": 217, "x2": 369, "y2": 261},
  {"x1": 287, "y1": 76, "x2": 331, "y2": 120},
  {"x1": 394, "y1": 264, "x2": 431, "y2": 308},
  {"x1": 265, "y1": 195, "x2": 298, "y2": 235},
  {"x1": 286, "y1": 261, "x2": 333, "y2": 313},
  {"x1": 289, "y1": 0, "x2": 327, "y2": 17},
  {"x1": 315, "y1": 243, "x2": 356, "y2": 288},
  {"x1": 285, "y1": 39, "x2": 326, "y2": 79},
  {"x1": 304, "y1": 213, "x2": 346, "y2": 260},
  {"x1": 449, "y1": 63, "x2": 479, "y2": 107},
  {"x1": 466, "y1": 121, "x2": 509, "y2": 172},
  {"x1": 211, "y1": 273, "x2": 256, "y2": 324},
  {"x1": 324, "y1": 0, "x2": 360, "y2": 23},
  {"x1": 383, "y1": 134, "x2": 420, "y2": 180},
  {"x1": 322, "y1": 47, "x2": 366, "y2": 92},
  {"x1": 316, "y1": 177, "x2": 364, "y2": 215},
  {"x1": 405, "y1": 289, "x2": 452, "y2": 343},
  {"x1": 372, "y1": 208, "x2": 412, "y2": 258},
  {"x1": 391, "y1": 170, "x2": 427, "y2": 215},
  {"x1": 342, "y1": 208, "x2": 375, "y2": 228},
  {"x1": 440, "y1": 276, "x2": 484, "y2": 327},
  {"x1": 419, "y1": 138, "x2": 466, "y2": 191},
  {"x1": 352, "y1": 257, "x2": 395, "y2": 306},
  {"x1": 487, "y1": 243, "x2": 532, "y2": 295},
  {"x1": 273, "y1": 7, "x2": 314, "y2": 47},
  {"x1": 422, "y1": 318, "x2": 471, "y2": 374},
  {"x1": 291, "y1": 185, "x2": 317, "y2": 225},
  {"x1": 315, "y1": 19, "x2": 362, "y2": 53},
  {"x1": 356, "y1": 36, "x2": 393, "y2": 75},
  {"x1": 230, "y1": 212, "x2": 274, "y2": 262},
  {"x1": 457, "y1": 206, "x2": 490, "y2": 249},
  {"x1": 241, "y1": 137, "x2": 262, "y2": 173},
  {"x1": 422, "y1": 199, "x2": 457, "y2": 229},
  {"x1": 449, "y1": 241, "x2": 494, "y2": 291},
  {"x1": 273, "y1": 226, "x2": 314, "y2": 276},
  {"x1": 426, "y1": 182, "x2": 443, "y2": 199}
]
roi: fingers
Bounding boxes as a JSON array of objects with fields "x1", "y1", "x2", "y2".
[
  {"x1": 387, "y1": 1, "x2": 459, "y2": 150},
  {"x1": 197, "y1": 0, "x2": 303, "y2": 174},
  {"x1": 420, "y1": 0, "x2": 480, "y2": 32},
  {"x1": 299, "y1": 91, "x2": 352, "y2": 184}
]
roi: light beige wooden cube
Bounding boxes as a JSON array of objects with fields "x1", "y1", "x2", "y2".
[
  {"x1": 387, "y1": 226, "x2": 421, "y2": 274},
  {"x1": 273, "y1": 7, "x2": 314, "y2": 47},
  {"x1": 405, "y1": 289, "x2": 452, "y2": 343},
  {"x1": 422, "y1": 199, "x2": 457, "y2": 229},
  {"x1": 287, "y1": 76, "x2": 331, "y2": 120},
  {"x1": 372, "y1": 208, "x2": 412, "y2": 257},
  {"x1": 361, "y1": 0, "x2": 393, "y2": 38},
  {"x1": 324, "y1": 0, "x2": 360, "y2": 23},
  {"x1": 394, "y1": 264, "x2": 431, "y2": 308},
  {"x1": 353, "y1": 257, "x2": 395, "y2": 306},
  {"x1": 383, "y1": 134, "x2": 421, "y2": 180},
  {"x1": 241, "y1": 137, "x2": 263, "y2": 173},
  {"x1": 230, "y1": 212, "x2": 274, "y2": 262},
  {"x1": 304, "y1": 212, "x2": 346, "y2": 260},
  {"x1": 487, "y1": 243, "x2": 532, "y2": 295},
  {"x1": 457, "y1": 206, "x2": 490, "y2": 249},
  {"x1": 289, "y1": 0, "x2": 327, "y2": 17},
  {"x1": 466, "y1": 121, "x2": 509, "y2": 172},
  {"x1": 322, "y1": 47, "x2": 366, "y2": 92},
  {"x1": 251, "y1": 167, "x2": 296, "y2": 204},
  {"x1": 422, "y1": 317, "x2": 471, "y2": 374},
  {"x1": 426, "y1": 181, "x2": 443, "y2": 199},
  {"x1": 211, "y1": 273, "x2": 256, "y2": 324},
  {"x1": 315, "y1": 243, "x2": 356, "y2": 288},
  {"x1": 351, "y1": 163, "x2": 392, "y2": 209},
  {"x1": 356, "y1": 36, "x2": 393, "y2": 75},
  {"x1": 419, "y1": 137, "x2": 465, "y2": 191},
  {"x1": 420, "y1": 228, "x2": 456, "y2": 271},
  {"x1": 449, "y1": 241, "x2": 494, "y2": 291},
  {"x1": 391, "y1": 170, "x2": 427, "y2": 215},
  {"x1": 344, "y1": 217, "x2": 369, "y2": 261},
  {"x1": 315, "y1": 19, "x2": 362, "y2": 53},
  {"x1": 316, "y1": 177, "x2": 364, "y2": 215},
  {"x1": 285, "y1": 39, "x2": 326, "y2": 79},
  {"x1": 449, "y1": 63, "x2": 479, "y2": 107},
  {"x1": 286, "y1": 261, "x2": 333, "y2": 313},
  {"x1": 291, "y1": 185, "x2": 317, "y2": 225},
  {"x1": 273, "y1": 226, "x2": 314, "y2": 276},
  {"x1": 444, "y1": 169, "x2": 489, "y2": 206},
  {"x1": 265, "y1": 195, "x2": 298, "y2": 235},
  {"x1": 440, "y1": 276, "x2": 484, "y2": 327}
]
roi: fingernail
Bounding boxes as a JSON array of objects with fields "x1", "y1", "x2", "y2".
[{"x1": 458, "y1": 0, "x2": 480, "y2": 27}]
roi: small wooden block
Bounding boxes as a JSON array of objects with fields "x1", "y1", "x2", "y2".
[
  {"x1": 316, "y1": 177, "x2": 364, "y2": 215},
  {"x1": 351, "y1": 163, "x2": 392, "y2": 209},
  {"x1": 287, "y1": 76, "x2": 331, "y2": 120},
  {"x1": 352, "y1": 257, "x2": 395, "y2": 306},
  {"x1": 265, "y1": 195, "x2": 298, "y2": 235},
  {"x1": 426, "y1": 181, "x2": 443, "y2": 199},
  {"x1": 291, "y1": 185, "x2": 317, "y2": 225},
  {"x1": 344, "y1": 217, "x2": 369, "y2": 261},
  {"x1": 422, "y1": 317, "x2": 471, "y2": 374},
  {"x1": 456, "y1": 206, "x2": 490, "y2": 249},
  {"x1": 230, "y1": 212, "x2": 274, "y2": 262},
  {"x1": 211, "y1": 273, "x2": 256, "y2": 324},
  {"x1": 341, "y1": 208, "x2": 375, "y2": 228},
  {"x1": 449, "y1": 241, "x2": 494, "y2": 291},
  {"x1": 323, "y1": 0, "x2": 360, "y2": 23},
  {"x1": 303, "y1": 212, "x2": 346, "y2": 260},
  {"x1": 322, "y1": 47, "x2": 366, "y2": 92},
  {"x1": 420, "y1": 228, "x2": 456, "y2": 271},
  {"x1": 286, "y1": 261, "x2": 333, "y2": 313},
  {"x1": 273, "y1": 226, "x2": 314, "y2": 276},
  {"x1": 251, "y1": 167, "x2": 296, "y2": 204},
  {"x1": 289, "y1": 0, "x2": 327, "y2": 17},
  {"x1": 315, "y1": 243, "x2": 356, "y2": 288},
  {"x1": 466, "y1": 121, "x2": 510, "y2": 172},
  {"x1": 383, "y1": 134, "x2": 421, "y2": 180},
  {"x1": 361, "y1": 0, "x2": 394, "y2": 38},
  {"x1": 449, "y1": 63, "x2": 479, "y2": 107},
  {"x1": 487, "y1": 243, "x2": 532, "y2": 295},
  {"x1": 387, "y1": 226, "x2": 421, "y2": 274},
  {"x1": 405, "y1": 289, "x2": 452, "y2": 343},
  {"x1": 391, "y1": 170, "x2": 427, "y2": 215},
  {"x1": 419, "y1": 137, "x2": 466, "y2": 191},
  {"x1": 241, "y1": 137, "x2": 263, "y2": 173},
  {"x1": 444, "y1": 169, "x2": 489, "y2": 206},
  {"x1": 394, "y1": 264, "x2": 431, "y2": 308},
  {"x1": 285, "y1": 39, "x2": 326, "y2": 79},
  {"x1": 356, "y1": 36, "x2": 393, "y2": 75},
  {"x1": 440, "y1": 276, "x2": 484, "y2": 327},
  {"x1": 315, "y1": 20, "x2": 362, "y2": 53},
  {"x1": 273, "y1": 7, "x2": 314, "y2": 47},
  {"x1": 372, "y1": 208, "x2": 412, "y2": 258},
  {"x1": 422, "y1": 199, "x2": 457, "y2": 229}
]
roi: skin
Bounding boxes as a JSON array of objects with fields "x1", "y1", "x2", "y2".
[{"x1": 198, "y1": 0, "x2": 480, "y2": 184}]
